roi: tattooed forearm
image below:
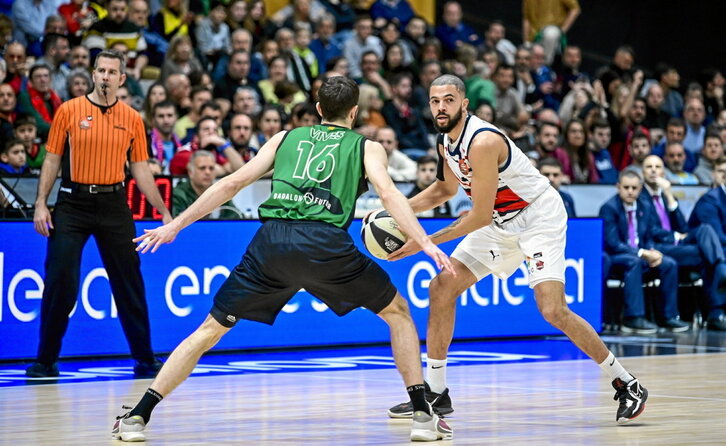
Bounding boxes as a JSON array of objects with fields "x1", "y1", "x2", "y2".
[{"x1": 431, "y1": 215, "x2": 465, "y2": 240}]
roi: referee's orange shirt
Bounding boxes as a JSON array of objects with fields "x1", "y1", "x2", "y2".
[{"x1": 46, "y1": 96, "x2": 148, "y2": 185}]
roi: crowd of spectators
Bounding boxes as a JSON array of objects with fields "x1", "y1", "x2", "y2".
[{"x1": 0, "y1": 0, "x2": 725, "y2": 329}]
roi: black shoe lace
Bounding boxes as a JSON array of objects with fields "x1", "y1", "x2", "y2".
[
  {"x1": 613, "y1": 387, "x2": 627, "y2": 402},
  {"x1": 116, "y1": 405, "x2": 133, "y2": 420}
]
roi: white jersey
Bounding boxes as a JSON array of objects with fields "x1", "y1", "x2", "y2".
[{"x1": 439, "y1": 115, "x2": 550, "y2": 224}]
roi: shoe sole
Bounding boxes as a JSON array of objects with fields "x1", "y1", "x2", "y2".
[
  {"x1": 410, "y1": 428, "x2": 453, "y2": 441},
  {"x1": 388, "y1": 409, "x2": 413, "y2": 419},
  {"x1": 388, "y1": 406, "x2": 454, "y2": 419},
  {"x1": 620, "y1": 325, "x2": 657, "y2": 335},
  {"x1": 119, "y1": 432, "x2": 146, "y2": 442},
  {"x1": 617, "y1": 403, "x2": 646, "y2": 425},
  {"x1": 665, "y1": 326, "x2": 690, "y2": 333}
]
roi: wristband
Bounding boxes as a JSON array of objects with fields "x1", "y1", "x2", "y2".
[{"x1": 217, "y1": 141, "x2": 232, "y2": 154}]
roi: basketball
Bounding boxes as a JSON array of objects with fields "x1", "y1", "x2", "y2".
[{"x1": 361, "y1": 210, "x2": 407, "y2": 259}]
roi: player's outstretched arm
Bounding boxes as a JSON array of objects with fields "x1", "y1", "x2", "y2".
[
  {"x1": 393, "y1": 132, "x2": 500, "y2": 257},
  {"x1": 133, "y1": 131, "x2": 285, "y2": 253},
  {"x1": 364, "y1": 140, "x2": 454, "y2": 274}
]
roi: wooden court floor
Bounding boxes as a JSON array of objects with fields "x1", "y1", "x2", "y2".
[{"x1": 2, "y1": 353, "x2": 725, "y2": 445}]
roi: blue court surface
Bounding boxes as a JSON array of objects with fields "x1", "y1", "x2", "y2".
[{"x1": 2, "y1": 330, "x2": 724, "y2": 388}]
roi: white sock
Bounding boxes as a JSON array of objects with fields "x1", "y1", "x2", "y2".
[
  {"x1": 598, "y1": 351, "x2": 634, "y2": 383},
  {"x1": 426, "y1": 357, "x2": 447, "y2": 393}
]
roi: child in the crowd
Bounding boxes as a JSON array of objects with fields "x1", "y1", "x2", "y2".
[
  {"x1": 13, "y1": 115, "x2": 45, "y2": 172},
  {"x1": 0, "y1": 139, "x2": 29, "y2": 174}
]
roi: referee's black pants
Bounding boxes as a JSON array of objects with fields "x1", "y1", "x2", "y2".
[{"x1": 36, "y1": 189, "x2": 155, "y2": 364}]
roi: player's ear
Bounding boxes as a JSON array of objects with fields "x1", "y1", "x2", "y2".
[
  {"x1": 462, "y1": 97, "x2": 469, "y2": 112},
  {"x1": 349, "y1": 105, "x2": 359, "y2": 122},
  {"x1": 315, "y1": 102, "x2": 323, "y2": 118}
]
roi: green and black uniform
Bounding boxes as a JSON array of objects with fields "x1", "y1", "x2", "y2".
[{"x1": 210, "y1": 125, "x2": 397, "y2": 328}]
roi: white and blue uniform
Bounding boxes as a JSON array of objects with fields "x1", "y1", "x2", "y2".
[{"x1": 437, "y1": 115, "x2": 567, "y2": 287}]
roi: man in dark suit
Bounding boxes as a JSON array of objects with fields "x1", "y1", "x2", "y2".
[
  {"x1": 689, "y1": 157, "x2": 726, "y2": 329},
  {"x1": 599, "y1": 170, "x2": 689, "y2": 333},
  {"x1": 640, "y1": 155, "x2": 726, "y2": 330}
]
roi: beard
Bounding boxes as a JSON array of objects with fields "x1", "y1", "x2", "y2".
[{"x1": 434, "y1": 108, "x2": 464, "y2": 134}]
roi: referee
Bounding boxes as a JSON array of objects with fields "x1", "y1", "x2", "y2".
[{"x1": 27, "y1": 50, "x2": 172, "y2": 378}]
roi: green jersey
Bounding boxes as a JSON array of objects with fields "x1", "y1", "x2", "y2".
[{"x1": 258, "y1": 125, "x2": 367, "y2": 228}]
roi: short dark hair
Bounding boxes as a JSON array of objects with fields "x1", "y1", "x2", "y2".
[
  {"x1": 618, "y1": 169, "x2": 642, "y2": 183},
  {"x1": 589, "y1": 118, "x2": 610, "y2": 132},
  {"x1": 615, "y1": 45, "x2": 635, "y2": 57},
  {"x1": 704, "y1": 131, "x2": 721, "y2": 143},
  {"x1": 196, "y1": 116, "x2": 218, "y2": 132},
  {"x1": 698, "y1": 67, "x2": 721, "y2": 89},
  {"x1": 317, "y1": 76, "x2": 359, "y2": 121},
  {"x1": 42, "y1": 33, "x2": 68, "y2": 54},
  {"x1": 430, "y1": 74, "x2": 465, "y2": 94},
  {"x1": 666, "y1": 117, "x2": 686, "y2": 130},
  {"x1": 29, "y1": 64, "x2": 51, "y2": 79},
  {"x1": 655, "y1": 62, "x2": 676, "y2": 81},
  {"x1": 390, "y1": 72, "x2": 412, "y2": 87},
  {"x1": 416, "y1": 155, "x2": 437, "y2": 166},
  {"x1": 94, "y1": 49, "x2": 126, "y2": 74},
  {"x1": 2, "y1": 138, "x2": 24, "y2": 154},
  {"x1": 190, "y1": 85, "x2": 212, "y2": 101},
  {"x1": 200, "y1": 100, "x2": 222, "y2": 114},
  {"x1": 537, "y1": 121, "x2": 560, "y2": 134},
  {"x1": 631, "y1": 130, "x2": 649, "y2": 144},
  {"x1": 493, "y1": 63, "x2": 514, "y2": 77},
  {"x1": 294, "y1": 102, "x2": 318, "y2": 120},
  {"x1": 152, "y1": 99, "x2": 177, "y2": 115},
  {"x1": 13, "y1": 114, "x2": 37, "y2": 129},
  {"x1": 537, "y1": 157, "x2": 563, "y2": 170}
]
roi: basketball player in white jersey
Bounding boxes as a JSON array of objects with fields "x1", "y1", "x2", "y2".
[{"x1": 386, "y1": 75, "x2": 648, "y2": 424}]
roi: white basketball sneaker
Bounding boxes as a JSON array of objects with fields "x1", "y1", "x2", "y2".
[
  {"x1": 410, "y1": 406, "x2": 453, "y2": 441},
  {"x1": 112, "y1": 409, "x2": 146, "y2": 442}
]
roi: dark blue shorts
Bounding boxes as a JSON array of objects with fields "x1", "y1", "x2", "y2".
[{"x1": 210, "y1": 219, "x2": 397, "y2": 327}]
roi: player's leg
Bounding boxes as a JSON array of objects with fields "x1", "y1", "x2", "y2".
[
  {"x1": 376, "y1": 293, "x2": 424, "y2": 387},
  {"x1": 386, "y1": 258, "x2": 480, "y2": 419},
  {"x1": 377, "y1": 293, "x2": 453, "y2": 441},
  {"x1": 533, "y1": 280, "x2": 647, "y2": 423},
  {"x1": 524, "y1": 187, "x2": 647, "y2": 424},
  {"x1": 112, "y1": 315, "x2": 230, "y2": 442}
]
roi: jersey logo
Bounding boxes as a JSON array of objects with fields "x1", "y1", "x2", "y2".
[
  {"x1": 79, "y1": 117, "x2": 92, "y2": 130},
  {"x1": 458, "y1": 157, "x2": 471, "y2": 176}
]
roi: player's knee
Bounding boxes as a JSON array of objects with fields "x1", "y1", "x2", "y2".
[
  {"x1": 540, "y1": 302, "x2": 570, "y2": 328},
  {"x1": 379, "y1": 294, "x2": 412, "y2": 321},
  {"x1": 197, "y1": 316, "x2": 230, "y2": 349},
  {"x1": 429, "y1": 273, "x2": 461, "y2": 305}
]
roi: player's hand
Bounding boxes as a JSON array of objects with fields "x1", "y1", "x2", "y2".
[
  {"x1": 387, "y1": 238, "x2": 421, "y2": 261},
  {"x1": 33, "y1": 203, "x2": 53, "y2": 237},
  {"x1": 133, "y1": 222, "x2": 180, "y2": 253},
  {"x1": 420, "y1": 240, "x2": 455, "y2": 276}
]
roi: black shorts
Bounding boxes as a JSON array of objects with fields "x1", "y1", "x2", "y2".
[{"x1": 210, "y1": 219, "x2": 397, "y2": 327}]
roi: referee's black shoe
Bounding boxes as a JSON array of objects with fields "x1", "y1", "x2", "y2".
[
  {"x1": 25, "y1": 362, "x2": 60, "y2": 378},
  {"x1": 612, "y1": 377, "x2": 648, "y2": 424},
  {"x1": 133, "y1": 359, "x2": 163, "y2": 378},
  {"x1": 388, "y1": 382, "x2": 454, "y2": 418}
]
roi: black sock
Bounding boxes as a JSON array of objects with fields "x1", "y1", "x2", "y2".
[
  {"x1": 129, "y1": 388, "x2": 163, "y2": 423},
  {"x1": 407, "y1": 384, "x2": 430, "y2": 415}
]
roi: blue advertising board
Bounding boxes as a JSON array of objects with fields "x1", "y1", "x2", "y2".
[{"x1": 0, "y1": 219, "x2": 602, "y2": 360}]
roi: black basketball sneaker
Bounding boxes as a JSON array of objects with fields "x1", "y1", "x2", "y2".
[
  {"x1": 388, "y1": 382, "x2": 454, "y2": 418},
  {"x1": 612, "y1": 377, "x2": 648, "y2": 424}
]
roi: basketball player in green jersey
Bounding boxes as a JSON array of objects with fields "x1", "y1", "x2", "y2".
[{"x1": 112, "y1": 76, "x2": 454, "y2": 442}]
